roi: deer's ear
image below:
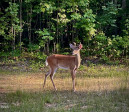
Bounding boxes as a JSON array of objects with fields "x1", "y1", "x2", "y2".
[
  {"x1": 79, "y1": 44, "x2": 83, "y2": 49},
  {"x1": 70, "y1": 43, "x2": 76, "y2": 49},
  {"x1": 73, "y1": 42, "x2": 76, "y2": 46}
]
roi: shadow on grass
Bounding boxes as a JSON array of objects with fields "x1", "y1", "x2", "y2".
[{"x1": 0, "y1": 88, "x2": 129, "y2": 112}]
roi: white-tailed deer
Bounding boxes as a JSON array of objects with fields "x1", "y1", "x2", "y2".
[{"x1": 43, "y1": 42, "x2": 83, "y2": 92}]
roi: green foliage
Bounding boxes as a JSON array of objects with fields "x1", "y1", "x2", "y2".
[
  {"x1": 123, "y1": 19, "x2": 129, "y2": 35},
  {"x1": 94, "y1": 32, "x2": 107, "y2": 56},
  {"x1": 96, "y1": 2, "x2": 120, "y2": 36},
  {"x1": 84, "y1": 32, "x2": 129, "y2": 61},
  {"x1": 28, "y1": 44, "x2": 40, "y2": 52},
  {"x1": 36, "y1": 29, "x2": 54, "y2": 40},
  {"x1": 27, "y1": 52, "x2": 47, "y2": 70},
  {"x1": 35, "y1": 29, "x2": 54, "y2": 49},
  {"x1": 10, "y1": 49, "x2": 21, "y2": 57},
  {"x1": 0, "y1": 2, "x2": 22, "y2": 39},
  {"x1": 40, "y1": 1, "x2": 56, "y2": 14},
  {"x1": 0, "y1": 2, "x2": 22, "y2": 54},
  {"x1": 29, "y1": 60, "x2": 44, "y2": 70},
  {"x1": 0, "y1": 0, "x2": 129, "y2": 62},
  {"x1": 75, "y1": 9, "x2": 96, "y2": 39},
  {"x1": 101, "y1": 2, "x2": 119, "y2": 26}
]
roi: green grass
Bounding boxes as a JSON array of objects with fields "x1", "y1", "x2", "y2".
[
  {"x1": 78, "y1": 65, "x2": 129, "y2": 77},
  {"x1": 0, "y1": 90, "x2": 129, "y2": 112}
]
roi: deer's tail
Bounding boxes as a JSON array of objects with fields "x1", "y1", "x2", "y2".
[{"x1": 45, "y1": 57, "x2": 48, "y2": 66}]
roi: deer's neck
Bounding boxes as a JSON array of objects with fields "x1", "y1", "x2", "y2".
[{"x1": 75, "y1": 52, "x2": 81, "y2": 69}]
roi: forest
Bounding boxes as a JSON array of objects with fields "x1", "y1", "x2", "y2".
[
  {"x1": 0, "y1": 0, "x2": 129, "y2": 64},
  {"x1": 0, "y1": 1, "x2": 129, "y2": 111}
]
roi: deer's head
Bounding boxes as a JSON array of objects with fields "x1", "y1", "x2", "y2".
[{"x1": 70, "y1": 42, "x2": 83, "y2": 55}]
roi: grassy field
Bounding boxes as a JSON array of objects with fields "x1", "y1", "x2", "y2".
[{"x1": 0, "y1": 65, "x2": 129, "y2": 112}]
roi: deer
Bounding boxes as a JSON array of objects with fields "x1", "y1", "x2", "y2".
[{"x1": 43, "y1": 42, "x2": 83, "y2": 92}]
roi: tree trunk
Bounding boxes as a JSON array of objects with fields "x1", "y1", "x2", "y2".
[
  {"x1": 53, "y1": 42, "x2": 56, "y2": 53},
  {"x1": 29, "y1": 6, "x2": 32, "y2": 45},
  {"x1": 72, "y1": 2, "x2": 75, "y2": 42},
  {"x1": 56, "y1": 0, "x2": 59, "y2": 53},
  {"x1": 122, "y1": 0, "x2": 126, "y2": 9},
  {"x1": 114, "y1": 0, "x2": 117, "y2": 4},
  {"x1": 13, "y1": 28, "x2": 15, "y2": 51},
  {"x1": 11, "y1": 26, "x2": 15, "y2": 51},
  {"x1": 56, "y1": 12, "x2": 59, "y2": 53},
  {"x1": 28, "y1": 5, "x2": 32, "y2": 52},
  {"x1": 19, "y1": 0, "x2": 22, "y2": 53},
  {"x1": 46, "y1": 40, "x2": 49, "y2": 55}
]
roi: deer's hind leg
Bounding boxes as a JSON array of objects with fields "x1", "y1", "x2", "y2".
[
  {"x1": 50, "y1": 67, "x2": 58, "y2": 90},
  {"x1": 43, "y1": 67, "x2": 51, "y2": 89}
]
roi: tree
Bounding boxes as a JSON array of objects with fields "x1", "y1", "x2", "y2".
[{"x1": 0, "y1": 2, "x2": 22, "y2": 54}]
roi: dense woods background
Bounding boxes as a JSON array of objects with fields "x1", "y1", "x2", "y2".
[{"x1": 0, "y1": 0, "x2": 129, "y2": 63}]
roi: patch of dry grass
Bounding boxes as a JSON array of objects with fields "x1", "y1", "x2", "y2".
[{"x1": 0, "y1": 73, "x2": 128, "y2": 93}]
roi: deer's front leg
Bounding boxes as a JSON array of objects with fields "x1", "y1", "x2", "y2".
[{"x1": 71, "y1": 70, "x2": 76, "y2": 92}]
